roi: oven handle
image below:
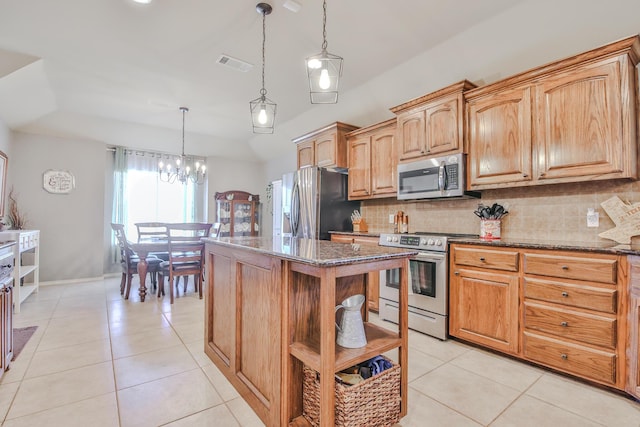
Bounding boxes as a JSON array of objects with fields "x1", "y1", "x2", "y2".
[{"x1": 413, "y1": 251, "x2": 446, "y2": 262}]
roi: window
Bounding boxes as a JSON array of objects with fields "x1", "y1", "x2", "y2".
[
  {"x1": 124, "y1": 169, "x2": 198, "y2": 239},
  {"x1": 112, "y1": 147, "x2": 206, "y2": 243}
]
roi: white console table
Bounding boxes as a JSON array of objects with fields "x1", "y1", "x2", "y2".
[{"x1": 0, "y1": 230, "x2": 39, "y2": 313}]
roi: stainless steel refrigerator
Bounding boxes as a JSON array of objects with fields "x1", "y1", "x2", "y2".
[{"x1": 281, "y1": 167, "x2": 360, "y2": 240}]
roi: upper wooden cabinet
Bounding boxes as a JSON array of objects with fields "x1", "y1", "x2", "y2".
[
  {"x1": 293, "y1": 122, "x2": 359, "y2": 169},
  {"x1": 390, "y1": 80, "x2": 477, "y2": 161},
  {"x1": 346, "y1": 119, "x2": 397, "y2": 200},
  {"x1": 466, "y1": 35, "x2": 640, "y2": 190}
]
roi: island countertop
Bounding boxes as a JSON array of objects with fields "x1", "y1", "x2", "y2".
[{"x1": 204, "y1": 236, "x2": 417, "y2": 266}]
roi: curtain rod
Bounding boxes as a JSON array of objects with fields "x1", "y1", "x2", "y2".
[{"x1": 106, "y1": 146, "x2": 205, "y2": 160}]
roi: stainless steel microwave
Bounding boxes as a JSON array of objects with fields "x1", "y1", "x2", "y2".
[{"x1": 397, "y1": 153, "x2": 479, "y2": 200}]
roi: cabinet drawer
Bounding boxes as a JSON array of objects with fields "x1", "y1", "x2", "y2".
[
  {"x1": 453, "y1": 247, "x2": 519, "y2": 272},
  {"x1": 523, "y1": 253, "x2": 616, "y2": 284},
  {"x1": 524, "y1": 302, "x2": 616, "y2": 349},
  {"x1": 524, "y1": 277, "x2": 617, "y2": 314},
  {"x1": 523, "y1": 332, "x2": 616, "y2": 385}
]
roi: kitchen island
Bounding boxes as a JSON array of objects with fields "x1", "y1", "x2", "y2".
[{"x1": 203, "y1": 236, "x2": 416, "y2": 426}]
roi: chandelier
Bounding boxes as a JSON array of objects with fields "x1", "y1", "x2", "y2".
[
  {"x1": 306, "y1": 0, "x2": 342, "y2": 104},
  {"x1": 249, "y1": 3, "x2": 277, "y2": 133},
  {"x1": 158, "y1": 107, "x2": 206, "y2": 184}
]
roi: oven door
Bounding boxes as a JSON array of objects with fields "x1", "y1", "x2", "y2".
[{"x1": 379, "y1": 251, "x2": 447, "y2": 316}]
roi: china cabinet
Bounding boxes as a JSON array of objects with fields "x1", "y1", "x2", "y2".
[
  {"x1": 293, "y1": 122, "x2": 359, "y2": 169},
  {"x1": 0, "y1": 230, "x2": 39, "y2": 313},
  {"x1": 346, "y1": 118, "x2": 397, "y2": 200},
  {"x1": 390, "y1": 80, "x2": 476, "y2": 162},
  {"x1": 466, "y1": 35, "x2": 640, "y2": 190},
  {"x1": 214, "y1": 191, "x2": 260, "y2": 237}
]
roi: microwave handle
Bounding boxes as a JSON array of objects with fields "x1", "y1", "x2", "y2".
[{"x1": 438, "y1": 161, "x2": 446, "y2": 194}]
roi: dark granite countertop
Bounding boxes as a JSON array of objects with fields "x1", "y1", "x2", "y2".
[
  {"x1": 450, "y1": 237, "x2": 640, "y2": 256},
  {"x1": 204, "y1": 236, "x2": 417, "y2": 266}
]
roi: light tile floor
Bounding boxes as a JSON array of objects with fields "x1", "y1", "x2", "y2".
[{"x1": 1, "y1": 277, "x2": 639, "y2": 426}]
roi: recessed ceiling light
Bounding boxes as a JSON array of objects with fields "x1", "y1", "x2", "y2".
[{"x1": 132, "y1": 0, "x2": 152, "y2": 4}]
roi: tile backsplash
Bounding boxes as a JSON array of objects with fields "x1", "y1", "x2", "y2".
[{"x1": 360, "y1": 179, "x2": 640, "y2": 243}]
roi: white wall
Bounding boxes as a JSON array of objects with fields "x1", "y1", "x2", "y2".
[{"x1": 10, "y1": 132, "x2": 106, "y2": 282}]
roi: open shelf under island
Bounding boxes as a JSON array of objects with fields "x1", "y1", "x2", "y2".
[{"x1": 203, "y1": 236, "x2": 416, "y2": 426}]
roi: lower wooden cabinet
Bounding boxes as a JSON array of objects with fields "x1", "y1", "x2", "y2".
[
  {"x1": 331, "y1": 234, "x2": 380, "y2": 312},
  {"x1": 450, "y1": 244, "x2": 629, "y2": 392},
  {"x1": 627, "y1": 256, "x2": 640, "y2": 399},
  {"x1": 450, "y1": 246, "x2": 520, "y2": 355}
]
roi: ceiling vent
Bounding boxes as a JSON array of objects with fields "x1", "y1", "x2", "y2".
[{"x1": 216, "y1": 54, "x2": 253, "y2": 72}]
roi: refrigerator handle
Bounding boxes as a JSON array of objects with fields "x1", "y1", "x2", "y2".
[{"x1": 291, "y1": 180, "x2": 300, "y2": 236}]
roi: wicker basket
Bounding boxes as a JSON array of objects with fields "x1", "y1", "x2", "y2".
[{"x1": 302, "y1": 357, "x2": 401, "y2": 427}]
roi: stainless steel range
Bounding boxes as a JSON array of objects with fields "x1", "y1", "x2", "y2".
[{"x1": 378, "y1": 232, "x2": 475, "y2": 340}]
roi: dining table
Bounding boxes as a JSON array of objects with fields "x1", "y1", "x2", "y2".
[{"x1": 130, "y1": 241, "x2": 168, "y2": 301}]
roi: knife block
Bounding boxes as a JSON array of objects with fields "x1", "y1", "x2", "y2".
[{"x1": 353, "y1": 219, "x2": 368, "y2": 233}]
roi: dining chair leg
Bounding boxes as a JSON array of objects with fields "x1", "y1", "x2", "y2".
[
  {"x1": 120, "y1": 273, "x2": 126, "y2": 295},
  {"x1": 125, "y1": 273, "x2": 134, "y2": 300},
  {"x1": 170, "y1": 274, "x2": 175, "y2": 304},
  {"x1": 157, "y1": 274, "x2": 164, "y2": 298}
]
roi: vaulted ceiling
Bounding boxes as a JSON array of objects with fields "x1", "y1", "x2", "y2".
[{"x1": 0, "y1": 0, "x2": 519, "y2": 161}]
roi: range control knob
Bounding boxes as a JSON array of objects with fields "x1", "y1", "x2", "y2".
[
  {"x1": 386, "y1": 236, "x2": 393, "y2": 242},
  {"x1": 392, "y1": 236, "x2": 399, "y2": 242},
  {"x1": 427, "y1": 239, "x2": 435, "y2": 246},
  {"x1": 420, "y1": 238, "x2": 428, "y2": 245},
  {"x1": 435, "y1": 239, "x2": 443, "y2": 246}
]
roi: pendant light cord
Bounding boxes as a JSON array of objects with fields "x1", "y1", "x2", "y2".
[
  {"x1": 181, "y1": 108, "x2": 186, "y2": 156},
  {"x1": 321, "y1": 0, "x2": 327, "y2": 50},
  {"x1": 260, "y1": 10, "x2": 267, "y2": 98}
]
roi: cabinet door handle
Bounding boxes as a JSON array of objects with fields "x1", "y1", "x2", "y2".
[
  {"x1": 522, "y1": 173, "x2": 529, "y2": 178},
  {"x1": 479, "y1": 257, "x2": 486, "y2": 261},
  {"x1": 454, "y1": 271, "x2": 460, "y2": 276},
  {"x1": 561, "y1": 354, "x2": 568, "y2": 360},
  {"x1": 561, "y1": 265, "x2": 569, "y2": 270},
  {"x1": 561, "y1": 291, "x2": 569, "y2": 297},
  {"x1": 560, "y1": 321, "x2": 568, "y2": 327}
]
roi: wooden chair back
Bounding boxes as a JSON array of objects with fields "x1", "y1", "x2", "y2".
[
  {"x1": 135, "y1": 222, "x2": 168, "y2": 242},
  {"x1": 160, "y1": 223, "x2": 212, "y2": 302}
]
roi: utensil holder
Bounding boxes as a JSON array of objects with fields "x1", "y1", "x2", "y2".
[
  {"x1": 352, "y1": 219, "x2": 368, "y2": 233},
  {"x1": 480, "y1": 219, "x2": 501, "y2": 240}
]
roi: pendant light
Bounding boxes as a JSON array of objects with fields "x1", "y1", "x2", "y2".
[
  {"x1": 306, "y1": 0, "x2": 342, "y2": 104},
  {"x1": 158, "y1": 107, "x2": 206, "y2": 185},
  {"x1": 250, "y1": 3, "x2": 277, "y2": 133}
]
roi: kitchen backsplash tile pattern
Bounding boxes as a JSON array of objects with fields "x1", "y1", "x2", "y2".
[{"x1": 360, "y1": 179, "x2": 640, "y2": 243}]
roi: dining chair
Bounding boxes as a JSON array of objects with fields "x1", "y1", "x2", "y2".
[
  {"x1": 135, "y1": 222, "x2": 170, "y2": 261},
  {"x1": 111, "y1": 223, "x2": 163, "y2": 299},
  {"x1": 157, "y1": 223, "x2": 212, "y2": 303}
]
